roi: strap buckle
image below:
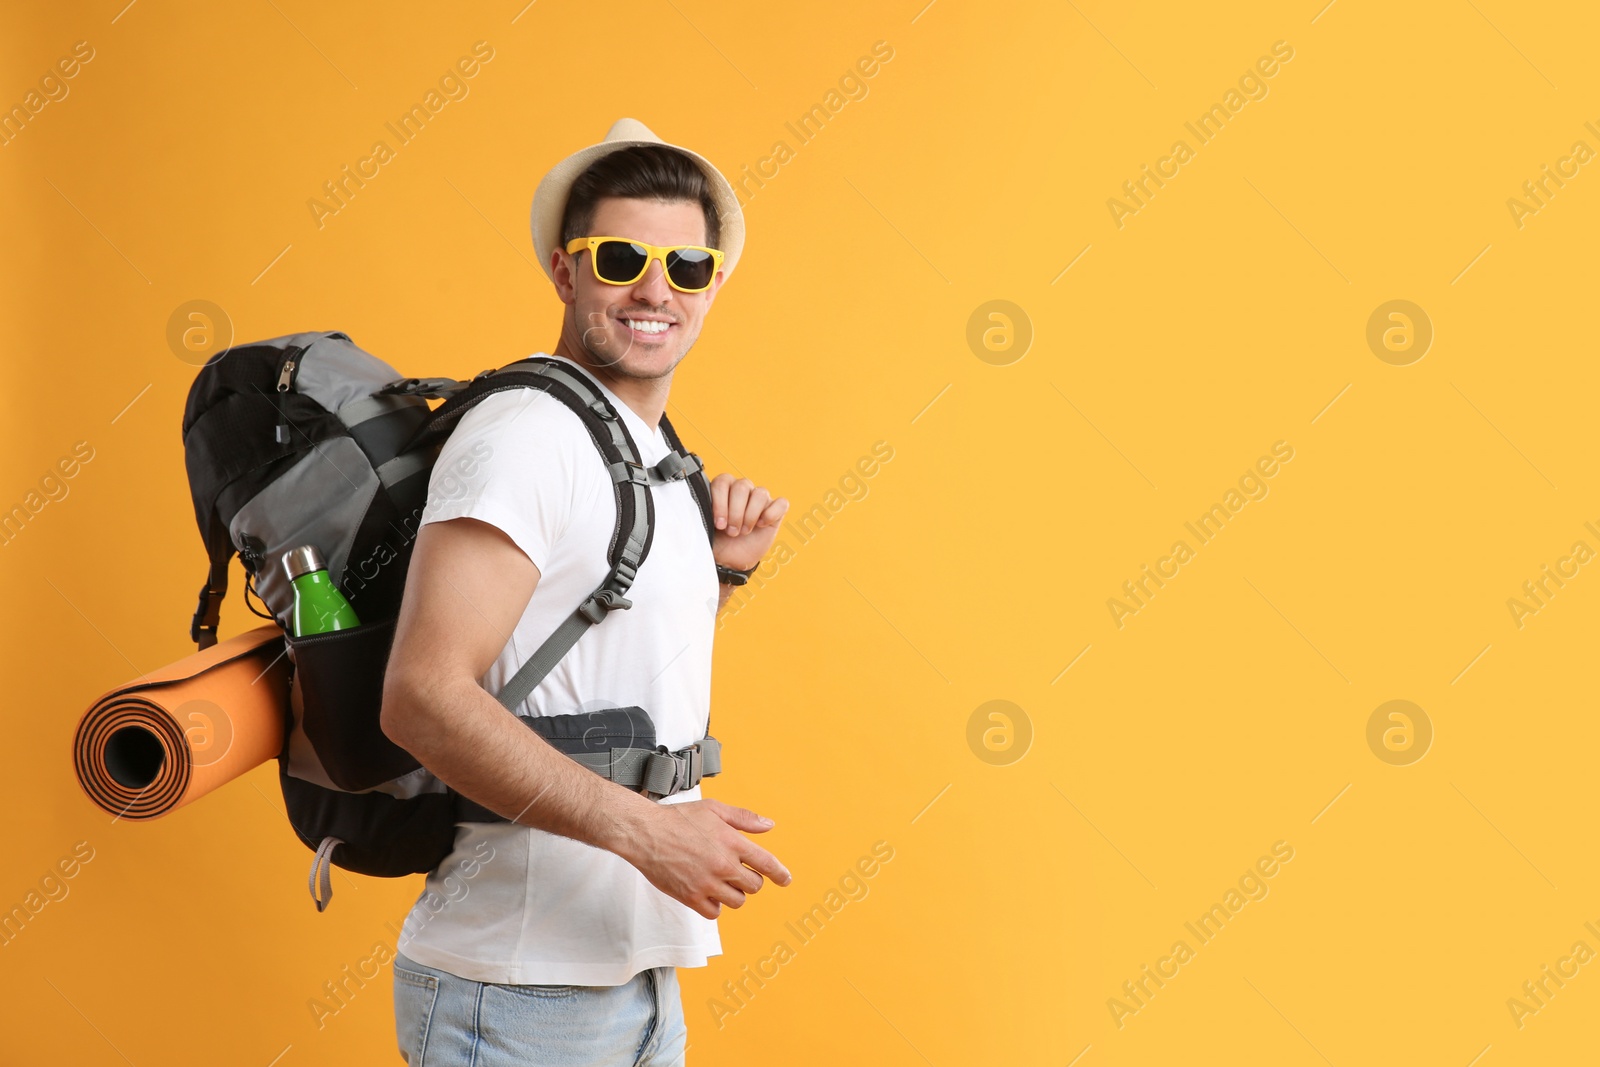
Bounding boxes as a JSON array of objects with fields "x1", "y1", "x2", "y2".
[
  {"x1": 608, "y1": 452, "x2": 703, "y2": 487},
  {"x1": 610, "y1": 461, "x2": 650, "y2": 487},
  {"x1": 651, "y1": 451, "x2": 699, "y2": 482},
  {"x1": 576, "y1": 588, "x2": 632, "y2": 624},
  {"x1": 642, "y1": 743, "x2": 705, "y2": 799},
  {"x1": 190, "y1": 582, "x2": 223, "y2": 647},
  {"x1": 698, "y1": 735, "x2": 721, "y2": 777}
]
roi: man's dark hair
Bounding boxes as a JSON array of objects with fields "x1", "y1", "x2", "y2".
[{"x1": 561, "y1": 144, "x2": 722, "y2": 251}]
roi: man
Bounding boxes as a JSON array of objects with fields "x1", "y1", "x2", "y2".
[{"x1": 380, "y1": 118, "x2": 792, "y2": 1066}]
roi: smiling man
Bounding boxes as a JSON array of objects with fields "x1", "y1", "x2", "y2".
[{"x1": 380, "y1": 118, "x2": 792, "y2": 1066}]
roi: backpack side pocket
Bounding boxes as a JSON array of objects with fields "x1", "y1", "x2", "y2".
[{"x1": 288, "y1": 617, "x2": 420, "y2": 791}]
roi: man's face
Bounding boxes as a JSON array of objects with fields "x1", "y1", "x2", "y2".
[{"x1": 552, "y1": 196, "x2": 724, "y2": 381}]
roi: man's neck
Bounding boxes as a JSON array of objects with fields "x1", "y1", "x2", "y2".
[{"x1": 549, "y1": 340, "x2": 670, "y2": 429}]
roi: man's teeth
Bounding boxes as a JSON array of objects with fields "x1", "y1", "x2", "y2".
[{"x1": 623, "y1": 319, "x2": 671, "y2": 334}]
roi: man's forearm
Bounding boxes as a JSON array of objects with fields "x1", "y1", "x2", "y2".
[{"x1": 382, "y1": 679, "x2": 658, "y2": 863}]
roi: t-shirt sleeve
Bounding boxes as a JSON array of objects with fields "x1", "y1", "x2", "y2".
[{"x1": 417, "y1": 389, "x2": 587, "y2": 575}]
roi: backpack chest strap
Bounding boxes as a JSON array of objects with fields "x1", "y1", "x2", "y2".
[{"x1": 608, "y1": 449, "x2": 703, "y2": 487}]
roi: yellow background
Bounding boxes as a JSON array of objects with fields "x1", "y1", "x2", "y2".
[{"x1": 4, "y1": 0, "x2": 1599, "y2": 1063}]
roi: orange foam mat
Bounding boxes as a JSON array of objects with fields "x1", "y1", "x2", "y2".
[{"x1": 73, "y1": 625, "x2": 291, "y2": 820}]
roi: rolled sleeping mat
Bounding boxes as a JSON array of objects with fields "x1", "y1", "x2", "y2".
[{"x1": 73, "y1": 625, "x2": 291, "y2": 820}]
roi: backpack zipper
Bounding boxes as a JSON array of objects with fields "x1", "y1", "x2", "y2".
[{"x1": 274, "y1": 348, "x2": 303, "y2": 444}]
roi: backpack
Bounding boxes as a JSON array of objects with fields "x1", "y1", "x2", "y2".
[{"x1": 181, "y1": 330, "x2": 723, "y2": 910}]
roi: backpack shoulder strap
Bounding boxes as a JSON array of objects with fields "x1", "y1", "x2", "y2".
[
  {"x1": 659, "y1": 412, "x2": 715, "y2": 549},
  {"x1": 408, "y1": 357, "x2": 661, "y2": 712},
  {"x1": 657, "y1": 410, "x2": 720, "y2": 745},
  {"x1": 395, "y1": 357, "x2": 720, "y2": 722}
]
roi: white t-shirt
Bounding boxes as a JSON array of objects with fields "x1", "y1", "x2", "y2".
[{"x1": 395, "y1": 352, "x2": 722, "y2": 986}]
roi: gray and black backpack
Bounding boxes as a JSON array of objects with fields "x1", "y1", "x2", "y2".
[{"x1": 181, "y1": 330, "x2": 722, "y2": 910}]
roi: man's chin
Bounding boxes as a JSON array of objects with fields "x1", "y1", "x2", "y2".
[{"x1": 584, "y1": 336, "x2": 681, "y2": 379}]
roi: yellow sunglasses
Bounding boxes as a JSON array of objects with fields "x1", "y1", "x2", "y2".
[{"x1": 564, "y1": 236, "x2": 724, "y2": 293}]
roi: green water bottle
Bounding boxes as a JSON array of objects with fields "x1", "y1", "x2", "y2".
[{"x1": 283, "y1": 545, "x2": 361, "y2": 636}]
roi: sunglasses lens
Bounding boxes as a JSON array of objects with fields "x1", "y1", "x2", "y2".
[
  {"x1": 594, "y1": 240, "x2": 649, "y2": 283},
  {"x1": 665, "y1": 248, "x2": 716, "y2": 291}
]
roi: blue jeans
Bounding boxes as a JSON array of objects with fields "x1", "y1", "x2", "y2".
[{"x1": 392, "y1": 951, "x2": 687, "y2": 1066}]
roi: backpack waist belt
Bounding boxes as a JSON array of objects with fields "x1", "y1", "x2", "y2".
[{"x1": 449, "y1": 707, "x2": 722, "y2": 824}]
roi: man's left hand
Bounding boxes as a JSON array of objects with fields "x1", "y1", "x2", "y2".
[{"x1": 709, "y1": 473, "x2": 788, "y2": 573}]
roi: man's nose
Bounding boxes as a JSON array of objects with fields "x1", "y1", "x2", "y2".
[{"x1": 629, "y1": 259, "x2": 674, "y2": 304}]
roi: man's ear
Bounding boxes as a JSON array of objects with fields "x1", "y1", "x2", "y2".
[{"x1": 551, "y1": 249, "x2": 578, "y2": 304}]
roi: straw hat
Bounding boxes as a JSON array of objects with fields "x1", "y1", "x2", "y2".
[{"x1": 529, "y1": 117, "x2": 745, "y2": 284}]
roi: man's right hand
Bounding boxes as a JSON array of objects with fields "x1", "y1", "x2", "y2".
[{"x1": 622, "y1": 798, "x2": 792, "y2": 919}]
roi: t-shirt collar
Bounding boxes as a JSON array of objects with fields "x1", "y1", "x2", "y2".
[{"x1": 533, "y1": 351, "x2": 664, "y2": 449}]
